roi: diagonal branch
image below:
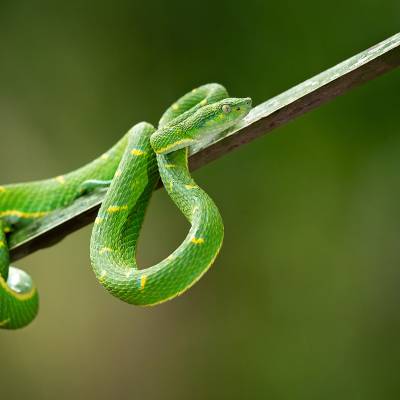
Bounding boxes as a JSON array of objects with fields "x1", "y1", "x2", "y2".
[{"x1": 9, "y1": 32, "x2": 400, "y2": 262}]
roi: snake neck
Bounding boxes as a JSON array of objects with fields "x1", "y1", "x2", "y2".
[
  {"x1": 156, "y1": 148, "x2": 197, "y2": 222},
  {"x1": 156, "y1": 145, "x2": 224, "y2": 253}
]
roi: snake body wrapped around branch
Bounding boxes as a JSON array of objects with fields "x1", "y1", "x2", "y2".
[{"x1": 0, "y1": 84, "x2": 252, "y2": 329}]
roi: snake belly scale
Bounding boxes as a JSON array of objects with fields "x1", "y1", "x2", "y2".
[{"x1": 0, "y1": 83, "x2": 252, "y2": 329}]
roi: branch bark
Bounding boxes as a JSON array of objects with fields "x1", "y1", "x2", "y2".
[{"x1": 9, "y1": 32, "x2": 400, "y2": 262}]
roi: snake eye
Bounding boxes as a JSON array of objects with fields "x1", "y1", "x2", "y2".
[{"x1": 222, "y1": 104, "x2": 231, "y2": 114}]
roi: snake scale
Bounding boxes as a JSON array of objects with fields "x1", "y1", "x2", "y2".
[{"x1": 0, "y1": 84, "x2": 252, "y2": 329}]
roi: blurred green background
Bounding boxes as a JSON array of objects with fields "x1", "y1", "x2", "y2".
[{"x1": 0, "y1": 1, "x2": 399, "y2": 399}]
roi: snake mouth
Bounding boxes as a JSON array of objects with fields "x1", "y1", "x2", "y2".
[{"x1": 235, "y1": 97, "x2": 252, "y2": 113}]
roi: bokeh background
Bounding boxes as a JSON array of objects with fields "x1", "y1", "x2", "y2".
[{"x1": 0, "y1": 1, "x2": 399, "y2": 399}]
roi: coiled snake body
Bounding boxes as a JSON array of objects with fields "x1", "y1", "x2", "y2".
[{"x1": 0, "y1": 84, "x2": 251, "y2": 329}]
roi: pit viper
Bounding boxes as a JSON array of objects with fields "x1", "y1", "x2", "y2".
[{"x1": 0, "y1": 84, "x2": 252, "y2": 329}]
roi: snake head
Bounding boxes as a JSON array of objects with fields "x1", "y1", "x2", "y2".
[
  {"x1": 151, "y1": 97, "x2": 252, "y2": 155},
  {"x1": 203, "y1": 97, "x2": 252, "y2": 132}
]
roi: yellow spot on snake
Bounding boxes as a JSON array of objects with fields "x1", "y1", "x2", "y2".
[
  {"x1": 55, "y1": 175, "x2": 66, "y2": 184},
  {"x1": 155, "y1": 138, "x2": 193, "y2": 154},
  {"x1": 169, "y1": 181, "x2": 173, "y2": 191},
  {"x1": 140, "y1": 275, "x2": 147, "y2": 290},
  {"x1": 107, "y1": 205, "x2": 128, "y2": 213},
  {"x1": 99, "y1": 270, "x2": 107, "y2": 281},
  {"x1": 0, "y1": 319, "x2": 10, "y2": 327},
  {"x1": 165, "y1": 164, "x2": 176, "y2": 168},
  {"x1": 101, "y1": 153, "x2": 109, "y2": 160},
  {"x1": 0, "y1": 186, "x2": 6, "y2": 193},
  {"x1": 200, "y1": 99, "x2": 207, "y2": 106},
  {"x1": 172, "y1": 103, "x2": 179, "y2": 111},
  {"x1": 0, "y1": 210, "x2": 48, "y2": 219},
  {"x1": 115, "y1": 169, "x2": 122, "y2": 177},
  {"x1": 130, "y1": 148, "x2": 146, "y2": 156},
  {"x1": 192, "y1": 88, "x2": 197, "y2": 93},
  {"x1": 217, "y1": 113, "x2": 226, "y2": 121},
  {"x1": 185, "y1": 184, "x2": 198, "y2": 190},
  {"x1": 0, "y1": 276, "x2": 36, "y2": 301},
  {"x1": 99, "y1": 247, "x2": 113, "y2": 255},
  {"x1": 147, "y1": 242, "x2": 222, "y2": 307},
  {"x1": 95, "y1": 217, "x2": 103, "y2": 224},
  {"x1": 191, "y1": 237, "x2": 205, "y2": 245}
]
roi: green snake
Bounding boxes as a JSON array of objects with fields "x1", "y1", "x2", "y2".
[{"x1": 0, "y1": 84, "x2": 251, "y2": 329}]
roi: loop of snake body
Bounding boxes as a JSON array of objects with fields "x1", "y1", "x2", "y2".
[{"x1": 0, "y1": 84, "x2": 252, "y2": 329}]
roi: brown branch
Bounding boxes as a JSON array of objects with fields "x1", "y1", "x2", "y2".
[{"x1": 9, "y1": 32, "x2": 400, "y2": 262}]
